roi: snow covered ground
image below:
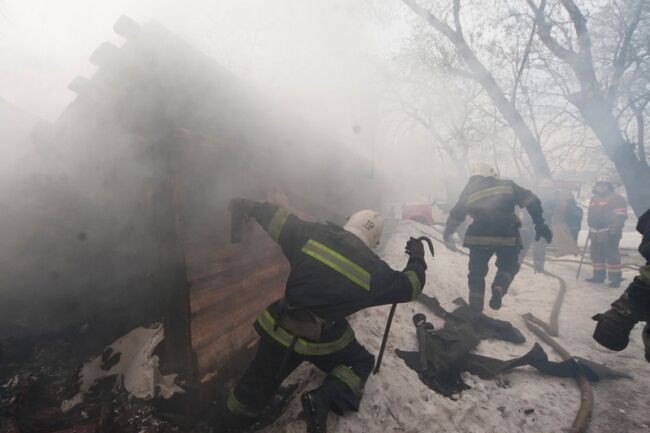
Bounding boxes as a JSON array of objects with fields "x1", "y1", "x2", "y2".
[{"x1": 261, "y1": 219, "x2": 650, "y2": 433}]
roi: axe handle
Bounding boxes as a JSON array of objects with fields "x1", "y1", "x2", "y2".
[{"x1": 374, "y1": 303, "x2": 397, "y2": 374}]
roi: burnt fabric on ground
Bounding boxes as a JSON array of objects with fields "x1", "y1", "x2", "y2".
[
  {"x1": 396, "y1": 341, "x2": 629, "y2": 398},
  {"x1": 397, "y1": 307, "x2": 631, "y2": 397},
  {"x1": 418, "y1": 294, "x2": 526, "y2": 344}
]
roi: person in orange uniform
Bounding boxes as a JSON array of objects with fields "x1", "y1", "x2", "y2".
[{"x1": 586, "y1": 177, "x2": 628, "y2": 288}]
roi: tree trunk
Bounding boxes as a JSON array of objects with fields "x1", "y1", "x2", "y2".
[
  {"x1": 458, "y1": 43, "x2": 551, "y2": 178},
  {"x1": 633, "y1": 105, "x2": 647, "y2": 167},
  {"x1": 575, "y1": 96, "x2": 650, "y2": 216},
  {"x1": 527, "y1": 0, "x2": 650, "y2": 216}
]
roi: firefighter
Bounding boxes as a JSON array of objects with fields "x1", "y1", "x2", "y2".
[
  {"x1": 586, "y1": 177, "x2": 628, "y2": 288},
  {"x1": 563, "y1": 192, "x2": 583, "y2": 243},
  {"x1": 217, "y1": 199, "x2": 428, "y2": 433},
  {"x1": 443, "y1": 163, "x2": 552, "y2": 314},
  {"x1": 519, "y1": 178, "x2": 557, "y2": 273},
  {"x1": 593, "y1": 207, "x2": 650, "y2": 363}
]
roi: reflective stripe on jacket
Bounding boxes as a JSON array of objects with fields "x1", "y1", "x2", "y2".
[
  {"x1": 445, "y1": 176, "x2": 545, "y2": 248},
  {"x1": 587, "y1": 192, "x2": 627, "y2": 230},
  {"x1": 249, "y1": 202, "x2": 426, "y2": 324}
]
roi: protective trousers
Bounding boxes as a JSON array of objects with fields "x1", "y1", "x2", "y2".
[
  {"x1": 590, "y1": 231, "x2": 622, "y2": 282},
  {"x1": 468, "y1": 246, "x2": 521, "y2": 313},
  {"x1": 224, "y1": 335, "x2": 374, "y2": 427}
]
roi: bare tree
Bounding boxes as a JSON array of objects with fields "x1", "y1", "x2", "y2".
[
  {"x1": 391, "y1": 67, "x2": 489, "y2": 175},
  {"x1": 526, "y1": 0, "x2": 650, "y2": 215},
  {"x1": 401, "y1": 0, "x2": 552, "y2": 178}
]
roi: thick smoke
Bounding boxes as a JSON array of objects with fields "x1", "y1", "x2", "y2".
[{"x1": 0, "y1": 1, "x2": 422, "y2": 339}]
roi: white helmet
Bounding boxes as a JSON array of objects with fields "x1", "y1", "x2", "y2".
[
  {"x1": 470, "y1": 162, "x2": 498, "y2": 178},
  {"x1": 343, "y1": 210, "x2": 384, "y2": 248}
]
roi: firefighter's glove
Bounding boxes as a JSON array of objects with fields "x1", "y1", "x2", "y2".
[
  {"x1": 405, "y1": 237, "x2": 425, "y2": 260},
  {"x1": 228, "y1": 198, "x2": 256, "y2": 219},
  {"x1": 592, "y1": 308, "x2": 637, "y2": 351},
  {"x1": 535, "y1": 224, "x2": 553, "y2": 243}
]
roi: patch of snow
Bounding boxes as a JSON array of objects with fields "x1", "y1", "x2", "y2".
[
  {"x1": 261, "y1": 219, "x2": 650, "y2": 433},
  {"x1": 61, "y1": 392, "x2": 84, "y2": 412},
  {"x1": 3, "y1": 374, "x2": 19, "y2": 389},
  {"x1": 61, "y1": 323, "x2": 184, "y2": 412}
]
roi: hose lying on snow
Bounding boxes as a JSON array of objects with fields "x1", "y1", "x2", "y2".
[
  {"x1": 521, "y1": 269, "x2": 566, "y2": 337},
  {"x1": 412, "y1": 222, "x2": 591, "y2": 432},
  {"x1": 421, "y1": 225, "x2": 564, "y2": 336},
  {"x1": 523, "y1": 319, "x2": 593, "y2": 433}
]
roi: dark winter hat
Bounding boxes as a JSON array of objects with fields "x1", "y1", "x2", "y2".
[{"x1": 637, "y1": 208, "x2": 650, "y2": 262}]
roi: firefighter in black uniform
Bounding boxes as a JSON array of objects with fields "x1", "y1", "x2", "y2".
[
  {"x1": 218, "y1": 199, "x2": 428, "y2": 433},
  {"x1": 518, "y1": 178, "x2": 557, "y2": 272},
  {"x1": 593, "y1": 207, "x2": 650, "y2": 362},
  {"x1": 586, "y1": 177, "x2": 628, "y2": 288},
  {"x1": 443, "y1": 163, "x2": 552, "y2": 313}
]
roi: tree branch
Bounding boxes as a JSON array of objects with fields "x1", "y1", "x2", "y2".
[
  {"x1": 526, "y1": 0, "x2": 578, "y2": 63},
  {"x1": 453, "y1": 0, "x2": 464, "y2": 37},
  {"x1": 403, "y1": 0, "x2": 456, "y2": 38},
  {"x1": 608, "y1": 0, "x2": 645, "y2": 101},
  {"x1": 513, "y1": 19, "x2": 537, "y2": 100}
]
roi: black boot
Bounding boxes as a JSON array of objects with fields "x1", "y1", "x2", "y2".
[
  {"x1": 489, "y1": 286, "x2": 503, "y2": 310},
  {"x1": 301, "y1": 390, "x2": 329, "y2": 433},
  {"x1": 608, "y1": 273, "x2": 623, "y2": 288},
  {"x1": 586, "y1": 270, "x2": 606, "y2": 283}
]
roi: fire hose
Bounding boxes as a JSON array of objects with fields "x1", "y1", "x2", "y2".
[{"x1": 412, "y1": 223, "x2": 592, "y2": 431}]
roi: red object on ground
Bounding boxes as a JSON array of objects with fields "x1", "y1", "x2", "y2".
[{"x1": 402, "y1": 204, "x2": 434, "y2": 225}]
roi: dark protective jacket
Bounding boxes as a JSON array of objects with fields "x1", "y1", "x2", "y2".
[
  {"x1": 248, "y1": 202, "x2": 426, "y2": 354},
  {"x1": 562, "y1": 194, "x2": 583, "y2": 239},
  {"x1": 615, "y1": 208, "x2": 650, "y2": 322},
  {"x1": 446, "y1": 176, "x2": 545, "y2": 248},
  {"x1": 587, "y1": 191, "x2": 627, "y2": 231}
]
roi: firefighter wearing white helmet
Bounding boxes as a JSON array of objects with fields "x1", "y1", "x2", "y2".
[
  {"x1": 443, "y1": 163, "x2": 552, "y2": 313},
  {"x1": 343, "y1": 209, "x2": 384, "y2": 248},
  {"x1": 470, "y1": 162, "x2": 499, "y2": 178},
  {"x1": 587, "y1": 176, "x2": 628, "y2": 287},
  {"x1": 222, "y1": 198, "x2": 429, "y2": 433}
]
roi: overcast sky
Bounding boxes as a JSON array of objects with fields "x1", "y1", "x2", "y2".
[{"x1": 0, "y1": 0, "x2": 407, "y2": 123}]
